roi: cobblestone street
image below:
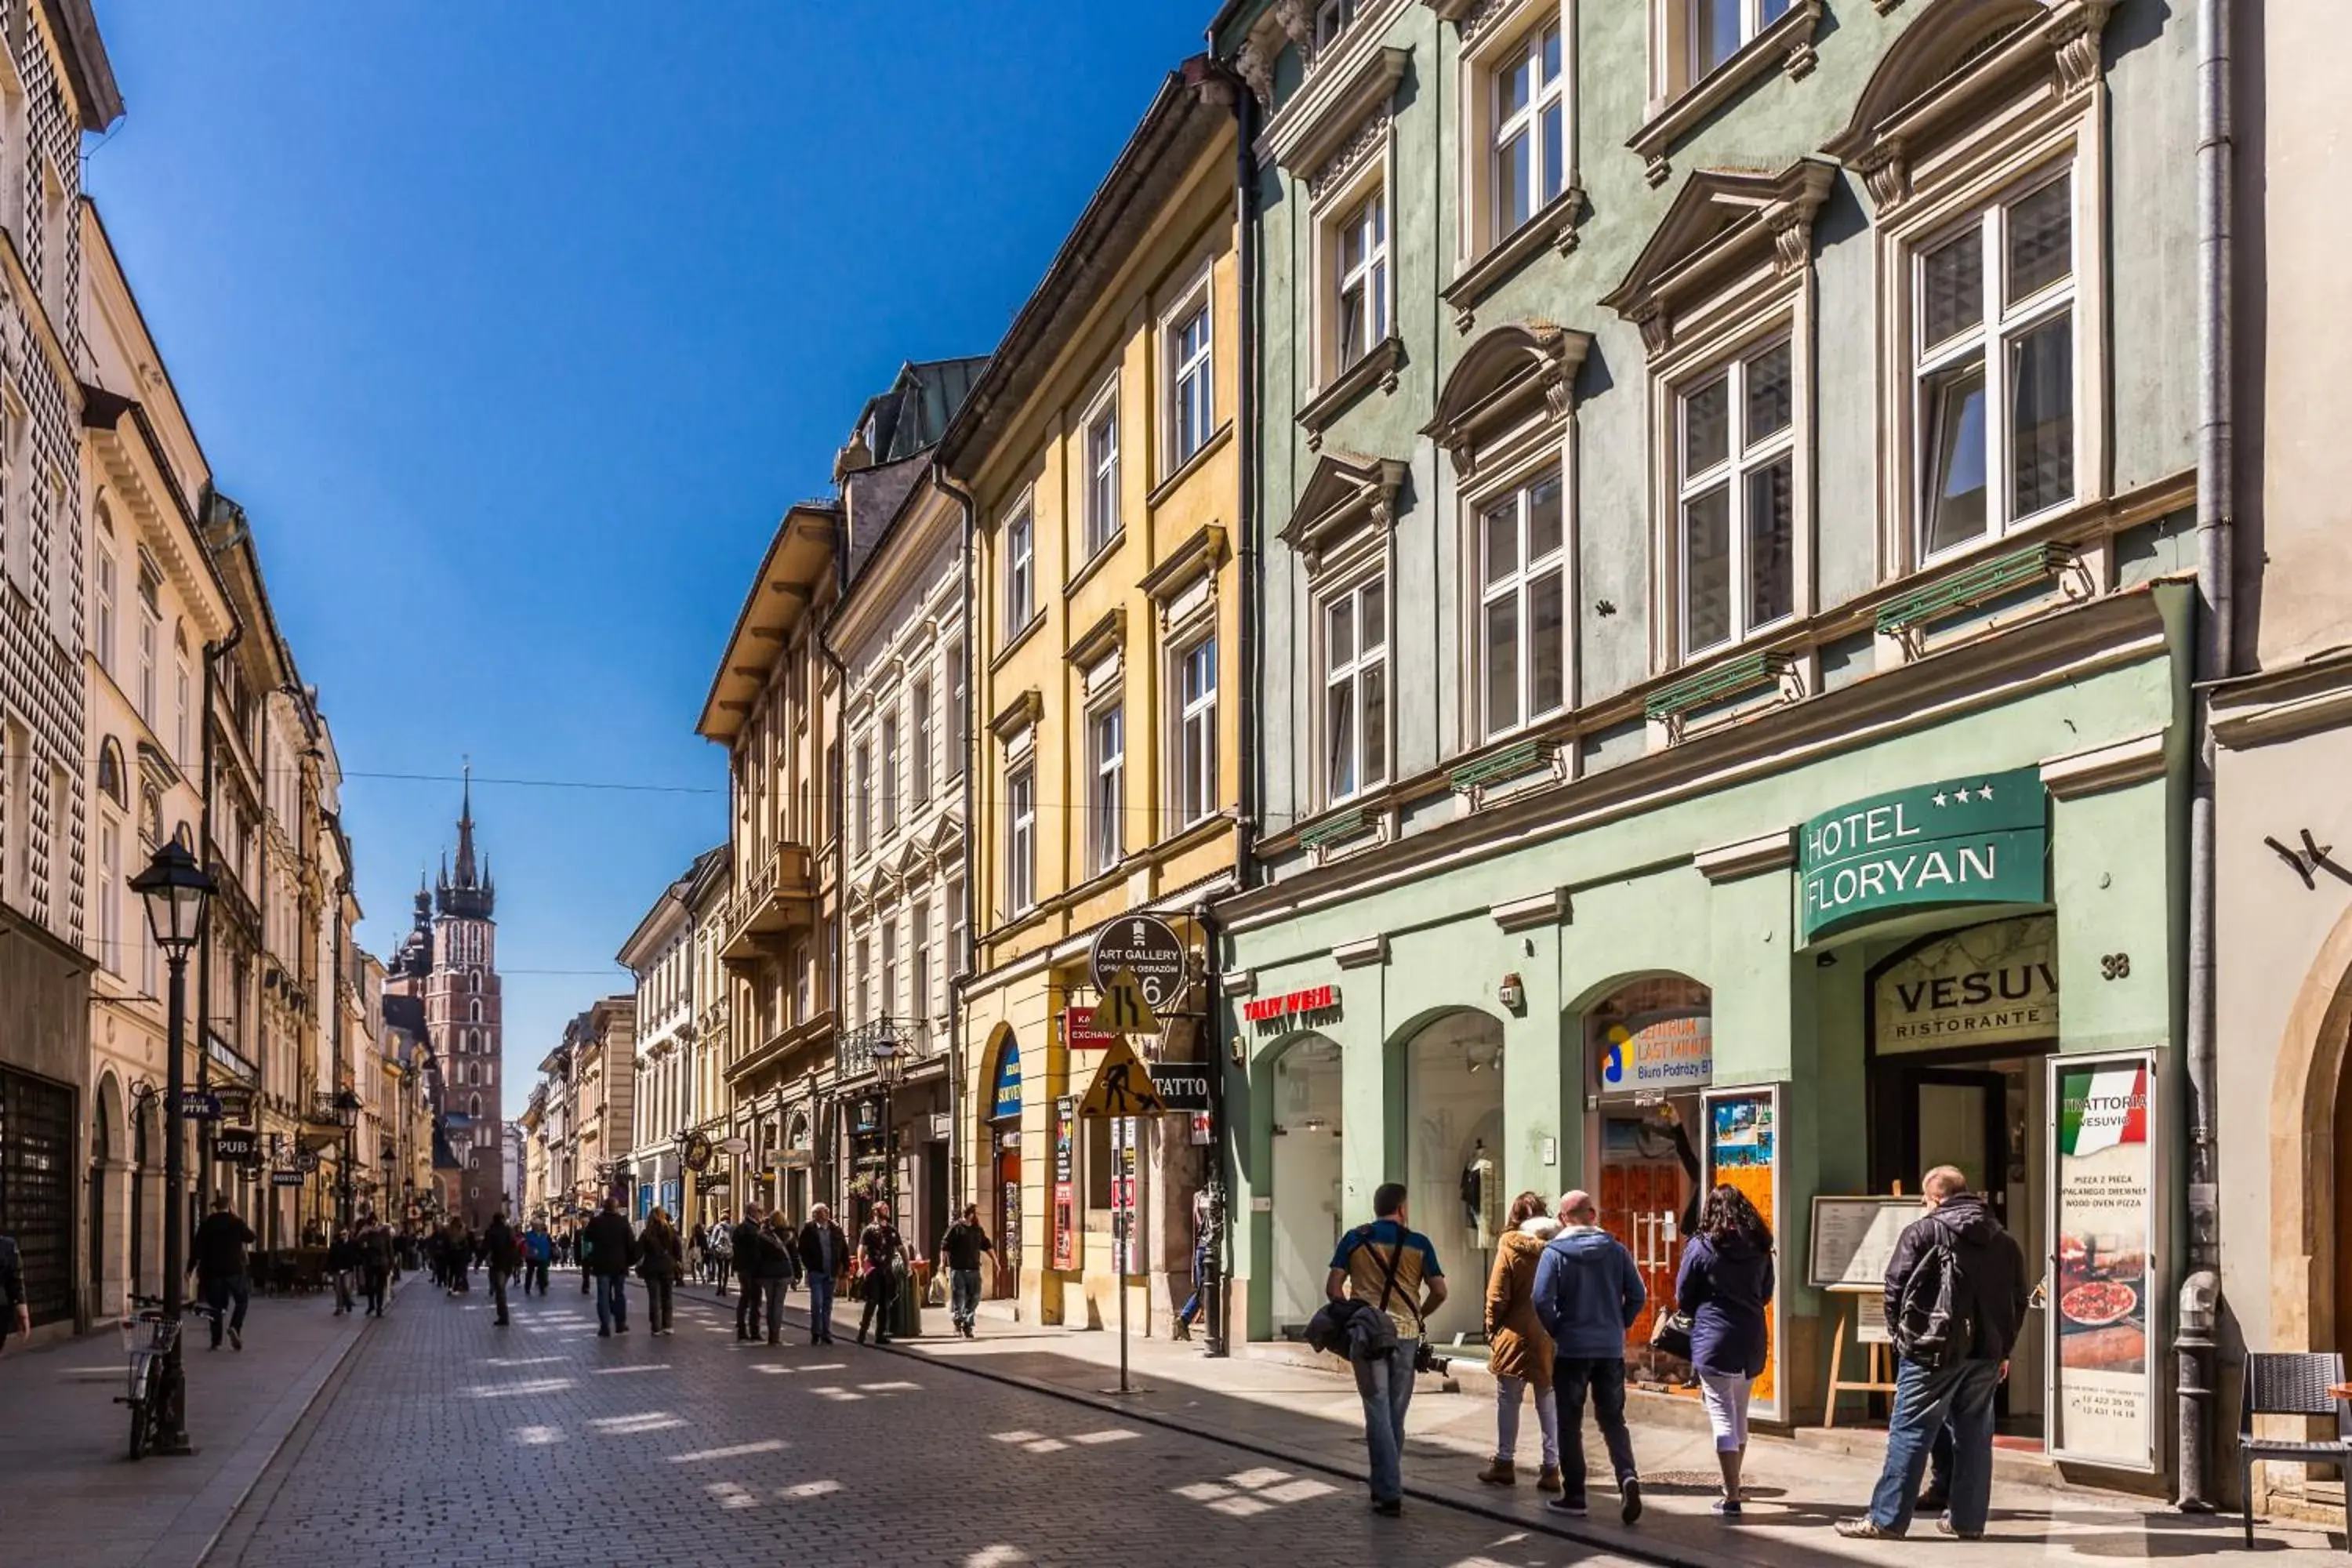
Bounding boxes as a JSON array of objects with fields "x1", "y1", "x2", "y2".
[{"x1": 206, "y1": 1281, "x2": 1653, "y2": 1568}]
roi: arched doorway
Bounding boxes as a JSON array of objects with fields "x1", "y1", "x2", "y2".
[
  {"x1": 1269, "y1": 1033, "x2": 1343, "y2": 1335},
  {"x1": 784, "y1": 1112, "x2": 812, "y2": 1220},
  {"x1": 1584, "y1": 975, "x2": 1713, "y2": 1380},
  {"x1": 986, "y1": 1033, "x2": 1022, "y2": 1298},
  {"x1": 89, "y1": 1079, "x2": 114, "y2": 1316},
  {"x1": 1401, "y1": 1009, "x2": 1507, "y2": 1345}
]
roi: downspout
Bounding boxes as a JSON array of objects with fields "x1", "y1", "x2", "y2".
[
  {"x1": 819, "y1": 528, "x2": 851, "y2": 1222},
  {"x1": 937, "y1": 463, "x2": 981, "y2": 1220},
  {"x1": 2176, "y1": 0, "x2": 2232, "y2": 1515},
  {"x1": 194, "y1": 485, "x2": 245, "y2": 1215}
]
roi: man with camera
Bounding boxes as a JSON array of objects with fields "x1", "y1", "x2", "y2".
[{"x1": 1324, "y1": 1182, "x2": 1447, "y2": 1519}]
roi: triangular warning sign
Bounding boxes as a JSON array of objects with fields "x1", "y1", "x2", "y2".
[
  {"x1": 1079, "y1": 1037, "x2": 1167, "y2": 1118},
  {"x1": 1095, "y1": 967, "x2": 1161, "y2": 1036}
]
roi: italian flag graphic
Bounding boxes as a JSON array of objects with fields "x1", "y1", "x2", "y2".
[{"x1": 2059, "y1": 1063, "x2": 2151, "y2": 1157}]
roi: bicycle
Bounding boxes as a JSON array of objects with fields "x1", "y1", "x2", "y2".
[{"x1": 117, "y1": 1292, "x2": 191, "y2": 1461}]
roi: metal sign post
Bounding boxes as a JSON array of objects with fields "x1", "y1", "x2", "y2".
[{"x1": 1080, "y1": 1040, "x2": 1166, "y2": 1398}]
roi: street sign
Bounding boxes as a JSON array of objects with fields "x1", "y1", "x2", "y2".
[
  {"x1": 214, "y1": 1132, "x2": 259, "y2": 1163},
  {"x1": 1078, "y1": 1038, "x2": 1167, "y2": 1118},
  {"x1": 1062, "y1": 1004, "x2": 1120, "y2": 1051},
  {"x1": 1094, "y1": 970, "x2": 1160, "y2": 1036},
  {"x1": 1089, "y1": 915, "x2": 1188, "y2": 1013},
  {"x1": 270, "y1": 1170, "x2": 303, "y2": 1188},
  {"x1": 296, "y1": 1149, "x2": 321, "y2": 1173},
  {"x1": 172, "y1": 1091, "x2": 223, "y2": 1121},
  {"x1": 1147, "y1": 1063, "x2": 1212, "y2": 1113}
]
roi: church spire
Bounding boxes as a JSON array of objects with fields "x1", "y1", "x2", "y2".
[
  {"x1": 434, "y1": 762, "x2": 496, "y2": 921},
  {"x1": 454, "y1": 760, "x2": 478, "y2": 887}
]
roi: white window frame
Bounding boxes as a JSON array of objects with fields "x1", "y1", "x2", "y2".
[
  {"x1": 855, "y1": 737, "x2": 873, "y2": 858},
  {"x1": 1319, "y1": 571, "x2": 1389, "y2": 806},
  {"x1": 93, "y1": 519, "x2": 114, "y2": 677},
  {"x1": 136, "y1": 604, "x2": 157, "y2": 728},
  {"x1": 1004, "y1": 765, "x2": 1036, "y2": 916},
  {"x1": 912, "y1": 902, "x2": 931, "y2": 1025},
  {"x1": 911, "y1": 675, "x2": 934, "y2": 807},
  {"x1": 96, "y1": 811, "x2": 120, "y2": 974},
  {"x1": 880, "y1": 917, "x2": 898, "y2": 1024},
  {"x1": 1083, "y1": 390, "x2": 1120, "y2": 563},
  {"x1": 1166, "y1": 264, "x2": 1216, "y2": 474},
  {"x1": 1171, "y1": 633, "x2": 1219, "y2": 831},
  {"x1": 1473, "y1": 464, "x2": 1570, "y2": 742},
  {"x1": 1087, "y1": 699, "x2": 1123, "y2": 877},
  {"x1": 1490, "y1": 17, "x2": 1570, "y2": 242},
  {"x1": 1004, "y1": 509, "x2": 1035, "y2": 637},
  {"x1": 1911, "y1": 165, "x2": 2080, "y2": 563},
  {"x1": 1675, "y1": 332, "x2": 1798, "y2": 657},
  {"x1": 1687, "y1": 0, "x2": 1795, "y2": 85},
  {"x1": 1331, "y1": 187, "x2": 1391, "y2": 376},
  {"x1": 854, "y1": 935, "x2": 870, "y2": 1028},
  {"x1": 880, "y1": 710, "x2": 899, "y2": 836},
  {"x1": 1313, "y1": 0, "x2": 1360, "y2": 60}
]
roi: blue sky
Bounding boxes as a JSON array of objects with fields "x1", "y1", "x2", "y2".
[{"x1": 84, "y1": 1, "x2": 1210, "y2": 1089}]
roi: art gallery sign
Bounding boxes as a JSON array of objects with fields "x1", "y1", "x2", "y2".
[{"x1": 1798, "y1": 768, "x2": 2049, "y2": 945}]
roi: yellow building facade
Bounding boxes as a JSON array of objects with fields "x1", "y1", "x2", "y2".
[{"x1": 940, "y1": 68, "x2": 1241, "y2": 1331}]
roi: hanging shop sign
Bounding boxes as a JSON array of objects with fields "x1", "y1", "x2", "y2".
[
  {"x1": 171, "y1": 1091, "x2": 224, "y2": 1121},
  {"x1": 1147, "y1": 1064, "x2": 1213, "y2": 1113},
  {"x1": 1798, "y1": 768, "x2": 2048, "y2": 946},
  {"x1": 1704, "y1": 1084, "x2": 1787, "y2": 1421},
  {"x1": 1594, "y1": 1011, "x2": 1712, "y2": 1097},
  {"x1": 1051, "y1": 1096, "x2": 1077, "y2": 1272},
  {"x1": 213, "y1": 1131, "x2": 259, "y2": 1163},
  {"x1": 2049, "y1": 1051, "x2": 2161, "y2": 1472},
  {"x1": 296, "y1": 1148, "x2": 321, "y2": 1173},
  {"x1": 682, "y1": 1132, "x2": 715, "y2": 1173},
  {"x1": 1872, "y1": 916, "x2": 2059, "y2": 1054},
  {"x1": 270, "y1": 1169, "x2": 304, "y2": 1188},
  {"x1": 1243, "y1": 984, "x2": 1341, "y2": 1026},
  {"x1": 1062, "y1": 1005, "x2": 1117, "y2": 1051},
  {"x1": 700, "y1": 1172, "x2": 731, "y2": 1192},
  {"x1": 1089, "y1": 915, "x2": 1189, "y2": 1013},
  {"x1": 992, "y1": 1040, "x2": 1023, "y2": 1121}
]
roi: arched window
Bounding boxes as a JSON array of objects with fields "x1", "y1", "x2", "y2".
[
  {"x1": 470, "y1": 971, "x2": 481, "y2": 993},
  {"x1": 95, "y1": 736, "x2": 127, "y2": 808},
  {"x1": 469, "y1": 999, "x2": 482, "y2": 1023},
  {"x1": 470, "y1": 1094, "x2": 481, "y2": 1119}
]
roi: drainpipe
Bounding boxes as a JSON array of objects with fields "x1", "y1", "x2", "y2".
[
  {"x1": 2176, "y1": 0, "x2": 2233, "y2": 1515},
  {"x1": 819, "y1": 586, "x2": 849, "y2": 1223},
  {"x1": 194, "y1": 485, "x2": 245, "y2": 1216},
  {"x1": 937, "y1": 463, "x2": 981, "y2": 1221}
]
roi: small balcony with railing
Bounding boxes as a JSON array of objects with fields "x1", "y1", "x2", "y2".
[
  {"x1": 719, "y1": 842, "x2": 817, "y2": 964},
  {"x1": 834, "y1": 1015, "x2": 943, "y2": 1091}
]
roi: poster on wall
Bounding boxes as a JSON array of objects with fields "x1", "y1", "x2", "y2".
[
  {"x1": 1703, "y1": 1083, "x2": 1786, "y2": 1421},
  {"x1": 2049, "y1": 1051, "x2": 2161, "y2": 1472},
  {"x1": 1596, "y1": 1011, "x2": 1714, "y2": 1097},
  {"x1": 1051, "y1": 1096, "x2": 1077, "y2": 1272}
]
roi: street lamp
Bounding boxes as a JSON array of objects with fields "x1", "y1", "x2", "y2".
[
  {"x1": 129, "y1": 839, "x2": 213, "y2": 1457},
  {"x1": 870, "y1": 1027, "x2": 907, "y2": 1221},
  {"x1": 332, "y1": 1088, "x2": 361, "y2": 1231}
]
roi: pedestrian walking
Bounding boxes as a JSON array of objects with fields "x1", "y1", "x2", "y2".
[
  {"x1": 687, "y1": 1221, "x2": 707, "y2": 1285},
  {"x1": 1174, "y1": 1189, "x2": 1212, "y2": 1342},
  {"x1": 191, "y1": 1192, "x2": 256, "y2": 1352},
  {"x1": 638, "y1": 1208, "x2": 684, "y2": 1335},
  {"x1": 327, "y1": 1225, "x2": 361, "y2": 1316},
  {"x1": 855, "y1": 1203, "x2": 905, "y2": 1347},
  {"x1": 0, "y1": 1226, "x2": 26, "y2": 1356},
  {"x1": 445, "y1": 1220, "x2": 474, "y2": 1294},
  {"x1": 522, "y1": 1219, "x2": 553, "y2": 1297},
  {"x1": 1836, "y1": 1165, "x2": 2028, "y2": 1542},
  {"x1": 710, "y1": 1212, "x2": 734, "y2": 1295},
  {"x1": 731, "y1": 1205, "x2": 766, "y2": 1342},
  {"x1": 1324, "y1": 1182, "x2": 1446, "y2": 1518},
  {"x1": 757, "y1": 1209, "x2": 800, "y2": 1346},
  {"x1": 484, "y1": 1210, "x2": 522, "y2": 1327},
  {"x1": 583, "y1": 1197, "x2": 637, "y2": 1337},
  {"x1": 797, "y1": 1203, "x2": 848, "y2": 1345},
  {"x1": 1675, "y1": 1184, "x2": 1777, "y2": 1519},
  {"x1": 938, "y1": 1205, "x2": 992, "y2": 1340},
  {"x1": 360, "y1": 1216, "x2": 395, "y2": 1316},
  {"x1": 1479, "y1": 1191, "x2": 1562, "y2": 1493},
  {"x1": 1534, "y1": 1189, "x2": 1646, "y2": 1524}
]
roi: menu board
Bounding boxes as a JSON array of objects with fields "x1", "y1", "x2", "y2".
[
  {"x1": 2049, "y1": 1052, "x2": 2160, "y2": 1472},
  {"x1": 1808, "y1": 1196, "x2": 1921, "y2": 1291}
]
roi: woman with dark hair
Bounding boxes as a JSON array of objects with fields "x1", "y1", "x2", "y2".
[
  {"x1": 1478, "y1": 1189, "x2": 1561, "y2": 1492},
  {"x1": 1674, "y1": 1183, "x2": 1776, "y2": 1519}
]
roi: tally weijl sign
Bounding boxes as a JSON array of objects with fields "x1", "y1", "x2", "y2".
[{"x1": 1798, "y1": 768, "x2": 2049, "y2": 944}]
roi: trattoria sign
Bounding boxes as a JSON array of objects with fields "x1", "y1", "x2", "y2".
[{"x1": 1798, "y1": 768, "x2": 2048, "y2": 944}]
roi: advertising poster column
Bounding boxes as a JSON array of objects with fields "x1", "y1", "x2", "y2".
[
  {"x1": 2047, "y1": 1051, "x2": 2161, "y2": 1472},
  {"x1": 1051, "y1": 1097, "x2": 1077, "y2": 1272},
  {"x1": 1703, "y1": 1083, "x2": 1786, "y2": 1421}
]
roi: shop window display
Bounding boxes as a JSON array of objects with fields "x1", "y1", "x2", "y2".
[{"x1": 1405, "y1": 1010, "x2": 1507, "y2": 1346}]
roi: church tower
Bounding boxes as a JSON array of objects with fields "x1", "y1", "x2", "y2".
[{"x1": 426, "y1": 768, "x2": 503, "y2": 1229}]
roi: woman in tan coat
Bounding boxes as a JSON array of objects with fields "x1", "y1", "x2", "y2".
[{"x1": 1480, "y1": 1190, "x2": 1562, "y2": 1491}]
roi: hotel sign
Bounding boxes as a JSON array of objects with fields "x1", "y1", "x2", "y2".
[{"x1": 1798, "y1": 768, "x2": 2047, "y2": 945}]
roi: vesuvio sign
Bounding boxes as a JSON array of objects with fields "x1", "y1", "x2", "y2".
[{"x1": 1798, "y1": 768, "x2": 2047, "y2": 944}]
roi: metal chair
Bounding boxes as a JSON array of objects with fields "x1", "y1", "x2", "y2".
[{"x1": 2239, "y1": 1350, "x2": 2352, "y2": 1549}]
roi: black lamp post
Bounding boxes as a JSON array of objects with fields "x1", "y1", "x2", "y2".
[
  {"x1": 332, "y1": 1089, "x2": 362, "y2": 1230},
  {"x1": 129, "y1": 839, "x2": 213, "y2": 1457},
  {"x1": 870, "y1": 1027, "x2": 906, "y2": 1221}
]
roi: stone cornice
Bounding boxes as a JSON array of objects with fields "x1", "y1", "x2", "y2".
[{"x1": 1260, "y1": 36, "x2": 1410, "y2": 184}]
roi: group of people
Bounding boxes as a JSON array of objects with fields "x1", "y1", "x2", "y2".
[
  {"x1": 1330, "y1": 1162, "x2": 2026, "y2": 1541},
  {"x1": 321, "y1": 1213, "x2": 400, "y2": 1317}
]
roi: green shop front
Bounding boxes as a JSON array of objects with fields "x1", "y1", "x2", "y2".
[{"x1": 1220, "y1": 591, "x2": 2187, "y2": 1483}]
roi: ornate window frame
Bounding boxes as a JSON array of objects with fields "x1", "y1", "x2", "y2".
[
  {"x1": 1822, "y1": 0, "x2": 2114, "y2": 586},
  {"x1": 1282, "y1": 450, "x2": 1408, "y2": 818},
  {"x1": 1601, "y1": 158, "x2": 1831, "y2": 676},
  {"x1": 1436, "y1": 0, "x2": 1583, "y2": 335},
  {"x1": 1630, "y1": 0, "x2": 1824, "y2": 188}
]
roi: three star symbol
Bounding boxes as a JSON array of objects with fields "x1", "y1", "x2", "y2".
[{"x1": 1931, "y1": 782, "x2": 1996, "y2": 808}]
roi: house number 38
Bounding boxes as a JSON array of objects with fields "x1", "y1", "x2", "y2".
[{"x1": 2100, "y1": 953, "x2": 2132, "y2": 980}]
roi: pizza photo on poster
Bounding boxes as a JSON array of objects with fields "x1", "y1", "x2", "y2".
[{"x1": 2054, "y1": 1059, "x2": 2154, "y2": 1466}]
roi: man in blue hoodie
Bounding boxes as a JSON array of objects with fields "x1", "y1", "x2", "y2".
[{"x1": 1534, "y1": 1189, "x2": 1646, "y2": 1524}]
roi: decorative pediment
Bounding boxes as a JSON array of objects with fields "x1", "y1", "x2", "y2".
[
  {"x1": 1279, "y1": 450, "x2": 1410, "y2": 572},
  {"x1": 1423, "y1": 321, "x2": 1592, "y2": 478},
  {"x1": 1138, "y1": 522, "x2": 1231, "y2": 607},
  {"x1": 1599, "y1": 160, "x2": 1836, "y2": 360},
  {"x1": 1261, "y1": 43, "x2": 1410, "y2": 189},
  {"x1": 1065, "y1": 605, "x2": 1126, "y2": 672},
  {"x1": 989, "y1": 688, "x2": 1042, "y2": 746},
  {"x1": 1822, "y1": 0, "x2": 2111, "y2": 210}
]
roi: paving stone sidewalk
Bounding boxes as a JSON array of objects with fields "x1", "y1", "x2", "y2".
[
  {"x1": 677, "y1": 1278, "x2": 2340, "y2": 1566},
  {"x1": 0, "y1": 1286, "x2": 385, "y2": 1568}
]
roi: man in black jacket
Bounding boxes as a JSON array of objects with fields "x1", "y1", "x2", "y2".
[
  {"x1": 732, "y1": 1204, "x2": 768, "y2": 1343},
  {"x1": 1838, "y1": 1166, "x2": 2027, "y2": 1542},
  {"x1": 191, "y1": 1194, "x2": 256, "y2": 1351},
  {"x1": 582, "y1": 1198, "x2": 637, "y2": 1338},
  {"x1": 483, "y1": 1211, "x2": 522, "y2": 1327},
  {"x1": 797, "y1": 1204, "x2": 848, "y2": 1345}
]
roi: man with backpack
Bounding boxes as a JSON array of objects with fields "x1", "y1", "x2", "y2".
[
  {"x1": 1324, "y1": 1182, "x2": 1446, "y2": 1518},
  {"x1": 1838, "y1": 1165, "x2": 2028, "y2": 1542}
]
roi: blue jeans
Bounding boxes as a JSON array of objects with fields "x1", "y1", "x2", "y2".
[
  {"x1": 1553, "y1": 1356, "x2": 1639, "y2": 1504},
  {"x1": 594, "y1": 1273, "x2": 627, "y2": 1332},
  {"x1": 1352, "y1": 1336, "x2": 1417, "y2": 1504},
  {"x1": 1868, "y1": 1357, "x2": 2000, "y2": 1535},
  {"x1": 807, "y1": 1272, "x2": 835, "y2": 1340},
  {"x1": 950, "y1": 1267, "x2": 982, "y2": 1327}
]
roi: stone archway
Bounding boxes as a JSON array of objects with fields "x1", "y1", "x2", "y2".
[{"x1": 2267, "y1": 901, "x2": 2352, "y2": 1355}]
